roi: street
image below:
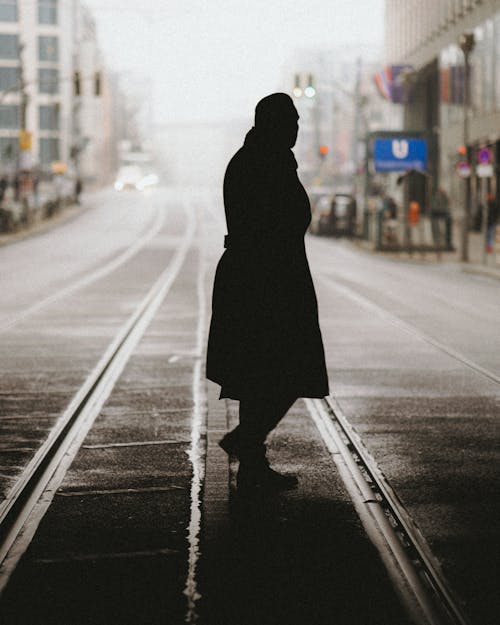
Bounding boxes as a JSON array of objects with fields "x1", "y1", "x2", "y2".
[{"x1": 0, "y1": 187, "x2": 499, "y2": 625}]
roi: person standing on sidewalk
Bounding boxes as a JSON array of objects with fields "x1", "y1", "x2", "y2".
[
  {"x1": 486, "y1": 192, "x2": 499, "y2": 253},
  {"x1": 206, "y1": 93, "x2": 329, "y2": 491}
]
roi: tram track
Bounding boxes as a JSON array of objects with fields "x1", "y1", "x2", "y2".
[
  {"x1": 307, "y1": 396, "x2": 472, "y2": 625},
  {"x1": 0, "y1": 201, "x2": 195, "y2": 593}
]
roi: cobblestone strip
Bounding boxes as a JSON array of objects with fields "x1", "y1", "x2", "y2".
[{"x1": 202, "y1": 384, "x2": 230, "y2": 541}]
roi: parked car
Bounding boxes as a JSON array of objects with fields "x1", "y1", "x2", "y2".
[{"x1": 310, "y1": 190, "x2": 357, "y2": 237}]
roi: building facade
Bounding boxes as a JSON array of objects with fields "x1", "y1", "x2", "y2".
[
  {"x1": 282, "y1": 46, "x2": 400, "y2": 192},
  {"x1": 0, "y1": 0, "x2": 115, "y2": 184},
  {"x1": 385, "y1": 0, "x2": 500, "y2": 230}
]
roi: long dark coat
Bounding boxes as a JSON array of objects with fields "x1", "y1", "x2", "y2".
[{"x1": 206, "y1": 128, "x2": 329, "y2": 400}]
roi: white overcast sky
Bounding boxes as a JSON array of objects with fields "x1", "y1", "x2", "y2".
[{"x1": 84, "y1": 0, "x2": 385, "y2": 124}]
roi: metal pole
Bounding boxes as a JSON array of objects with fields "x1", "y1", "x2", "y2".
[
  {"x1": 459, "y1": 32, "x2": 475, "y2": 262},
  {"x1": 460, "y1": 50, "x2": 470, "y2": 261}
]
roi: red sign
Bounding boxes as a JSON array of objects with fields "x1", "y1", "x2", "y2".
[{"x1": 456, "y1": 161, "x2": 471, "y2": 178}]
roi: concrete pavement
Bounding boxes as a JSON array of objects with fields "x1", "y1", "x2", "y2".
[{"x1": 0, "y1": 186, "x2": 498, "y2": 624}]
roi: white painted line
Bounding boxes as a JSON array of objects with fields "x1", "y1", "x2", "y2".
[
  {"x1": 0, "y1": 204, "x2": 165, "y2": 333},
  {"x1": 184, "y1": 199, "x2": 207, "y2": 624},
  {"x1": 319, "y1": 274, "x2": 500, "y2": 386}
]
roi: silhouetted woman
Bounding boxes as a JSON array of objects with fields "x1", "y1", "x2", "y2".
[{"x1": 206, "y1": 93, "x2": 329, "y2": 490}]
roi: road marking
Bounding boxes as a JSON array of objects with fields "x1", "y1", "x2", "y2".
[
  {"x1": 184, "y1": 200, "x2": 207, "y2": 625},
  {"x1": 33, "y1": 547, "x2": 180, "y2": 564},
  {"x1": 0, "y1": 204, "x2": 165, "y2": 333},
  {"x1": 319, "y1": 274, "x2": 500, "y2": 386},
  {"x1": 56, "y1": 485, "x2": 185, "y2": 497},
  {"x1": 82, "y1": 439, "x2": 190, "y2": 449},
  {"x1": 0, "y1": 200, "x2": 196, "y2": 593}
]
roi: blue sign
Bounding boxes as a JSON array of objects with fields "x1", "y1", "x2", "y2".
[{"x1": 373, "y1": 138, "x2": 428, "y2": 172}]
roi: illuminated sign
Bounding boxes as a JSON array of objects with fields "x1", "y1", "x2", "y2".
[{"x1": 373, "y1": 138, "x2": 428, "y2": 172}]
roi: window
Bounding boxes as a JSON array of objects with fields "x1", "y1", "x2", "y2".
[
  {"x1": 39, "y1": 137, "x2": 59, "y2": 165},
  {"x1": 0, "y1": 34, "x2": 19, "y2": 59},
  {"x1": 38, "y1": 68, "x2": 59, "y2": 94},
  {"x1": 38, "y1": 36, "x2": 58, "y2": 62},
  {"x1": 0, "y1": 136, "x2": 17, "y2": 162},
  {"x1": 0, "y1": 66, "x2": 19, "y2": 91},
  {"x1": 0, "y1": 1, "x2": 17, "y2": 21},
  {"x1": 0, "y1": 104, "x2": 18, "y2": 129},
  {"x1": 38, "y1": 0, "x2": 57, "y2": 25},
  {"x1": 39, "y1": 104, "x2": 59, "y2": 130}
]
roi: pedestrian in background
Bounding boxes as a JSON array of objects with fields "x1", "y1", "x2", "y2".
[
  {"x1": 486, "y1": 192, "x2": 498, "y2": 253},
  {"x1": 75, "y1": 176, "x2": 82, "y2": 204},
  {"x1": 431, "y1": 187, "x2": 450, "y2": 246},
  {"x1": 0, "y1": 175, "x2": 7, "y2": 205},
  {"x1": 206, "y1": 93, "x2": 329, "y2": 491}
]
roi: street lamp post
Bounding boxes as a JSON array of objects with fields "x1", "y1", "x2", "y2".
[{"x1": 459, "y1": 31, "x2": 475, "y2": 262}]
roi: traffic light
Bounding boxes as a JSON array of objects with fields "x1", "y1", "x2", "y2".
[
  {"x1": 292, "y1": 74, "x2": 302, "y2": 98},
  {"x1": 319, "y1": 145, "x2": 329, "y2": 159},
  {"x1": 94, "y1": 71, "x2": 101, "y2": 96},
  {"x1": 304, "y1": 74, "x2": 316, "y2": 98},
  {"x1": 73, "y1": 70, "x2": 81, "y2": 96}
]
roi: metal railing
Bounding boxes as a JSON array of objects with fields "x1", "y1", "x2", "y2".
[{"x1": 363, "y1": 210, "x2": 453, "y2": 253}]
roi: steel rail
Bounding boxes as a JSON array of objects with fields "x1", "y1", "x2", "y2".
[
  {"x1": 0, "y1": 202, "x2": 195, "y2": 592},
  {"x1": 309, "y1": 396, "x2": 472, "y2": 625}
]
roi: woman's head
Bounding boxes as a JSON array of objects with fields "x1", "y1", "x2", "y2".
[{"x1": 254, "y1": 93, "x2": 299, "y2": 148}]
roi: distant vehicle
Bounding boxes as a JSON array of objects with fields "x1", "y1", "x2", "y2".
[
  {"x1": 114, "y1": 166, "x2": 144, "y2": 191},
  {"x1": 310, "y1": 191, "x2": 356, "y2": 237},
  {"x1": 136, "y1": 173, "x2": 159, "y2": 191}
]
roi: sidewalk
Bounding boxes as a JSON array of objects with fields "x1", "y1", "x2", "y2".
[
  {"x1": 0, "y1": 198, "x2": 87, "y2": 248},
  {"x1": 352, "y1": 226, "x2": 500, "y2": 281}
]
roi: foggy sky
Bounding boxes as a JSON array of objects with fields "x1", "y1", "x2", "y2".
[{"x1": 85, "y1": 0, "x2": 384, "y2": 124}]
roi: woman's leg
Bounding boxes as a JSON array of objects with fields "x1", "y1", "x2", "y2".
[
  {"x1": 222, "y1": 394, "x2": 298, "y2": 490},
  {"x1": 223, "y1": 394, "x2": 296, "y2": 455}
]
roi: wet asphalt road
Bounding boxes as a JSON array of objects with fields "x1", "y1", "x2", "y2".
[{"x1": 0, "y1": 186, "x2": 499, "y2": 624}]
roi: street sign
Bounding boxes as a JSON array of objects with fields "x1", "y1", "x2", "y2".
[
  {"x1": 19, "y1": 130, "x2": 32, "y2": 151},
  {"x1": 456, "y1": 161, "x2": 471, "y2": 178},
  {"x1": 476, "y1": 163, "x2": 493, "y2": 178},
  {"x1": 477, "y1": 147, "x2": 493, "y2": 164},
  {"x1": 373, "y1": 138, "x2": 427, "y2": 172}
]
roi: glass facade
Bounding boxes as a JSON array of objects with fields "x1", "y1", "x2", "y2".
[
  {"x1": 39, "y1": 137, "x2": 59, "y2": 165},
  {"x1": 38, "y1": 36, "x2": 58, "y2": 62},
  {"x1": 38, "y1": 0, "x2": 57, "y2": 25},
  {"x1": 0, "y1": 136, "x2": 17, "y2": 162},
  {"x1": 440, "y1": 10, "x2": 500, "y2": 126},
  {"x1": 39, "y1": 104, "x2": 59, "y2": 130},
  {"x1": 0, "y1": 1, "x2": 17, "y2": 22},
  {"x1": 0, "y1": 66, "x2": 19, "y2": 91},
  {"x1": 38, "y1": 68, "x2": 59, "y2": 94},
  {"x1": 0, "y1": 104, "x2": 18, "y2": 129},
  {"x1": 0, "y1": 34, "x2": 19, "y2": 59}
]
